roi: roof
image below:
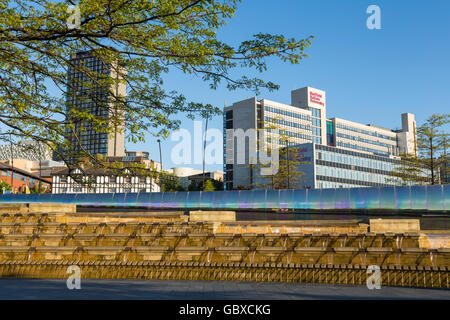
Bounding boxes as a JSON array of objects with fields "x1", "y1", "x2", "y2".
[
  {"x1": 51, "y1": 166, "x2": 157, "y2": 177},
  {"x1": 0, "y1": 162, "x2": 49, "y2": 182}
]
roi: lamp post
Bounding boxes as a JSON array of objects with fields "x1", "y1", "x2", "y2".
[
  {"x1": 287, "y1": 142, "x2": 290, "y2": 189},
  {"x1": 157, "y1": 139, "x2": 162, "y2": 191},
  {"x1": 9, "y1": 133, "x2": 13, "y2": 193},
  {"x1": 202, "y1": 117, "x2": 209, "y2": 191},
  {"x1": 38, "y1": 143, "x2": 42, "y2": 193}
]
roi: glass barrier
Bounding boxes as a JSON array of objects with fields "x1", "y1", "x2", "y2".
[
  {"x1": 379, "y1": 187, "x2": 396, "y2": 209},
  {"x1": 411, "y1": 186, "x2": 427, "y2": 210},
  {"x1": 395, "y1": 186, "x2": 412, "y2": 210},
  {"x1": 427, "y1": 185, "x2": 444, "y2": 211},
  {"x1": 292, "y1": 189, "x2": 307, "y2": 210},
  {"x1": 334, "y1": 188, "x2": 350, "y2": 210},
  {"x1": 0, "y1": 185, "x2": 447, "y2": 211}
]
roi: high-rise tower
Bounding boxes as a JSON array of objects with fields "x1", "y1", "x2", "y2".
[{"x1": 63, "y1": 51, "x2": 126, "y2": 163}]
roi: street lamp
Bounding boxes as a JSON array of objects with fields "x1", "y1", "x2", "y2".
[
  {"x1": 202, "y1": 117, "x2": 209, "y2": 191},
  {"x1": 9, "y1": 133, "x2": 14, "y2": 193},
  {"x1": 157, "y1": 139, "x2": 162, "y2": 171},
  {"x1": 157, "y1": 139, "x2": 162, "y2": 191}
]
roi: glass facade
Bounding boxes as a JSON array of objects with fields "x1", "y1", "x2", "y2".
[
  {"x1": 314, "y1": 144, "x2": 408, "y2": 189},
  {"x1": 63, "y1": 51, "x2": 119, "y2": 163},
  {"x1": 326, "y1": 120, "x2": 335, "y2": 146}
]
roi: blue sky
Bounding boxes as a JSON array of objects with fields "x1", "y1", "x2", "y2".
[{"x1": 137, "y1": 0, "x2": 449, "y2": 172}]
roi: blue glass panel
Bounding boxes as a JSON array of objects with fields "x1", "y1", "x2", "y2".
[
  {"x1": 320, "y1": 189, "x2": 335, "y2": 210},
  {"x1": 237, "y1": 189, "x2": 252, "y2": 209},
  {"x1": 25, "y1": 194, "x2": 40, "y2": 203},
  {"x1": 411, "y1": 186, "x2": 427, "y2": 210},
  {"x1": 149, "y1": 192, "x2": 164, "y2": 208},
  {"x1": 379, "y1": 187, "x2": 396, "y2": 209},
  {"x1": 395, "y1": 186, "x2": 411, "y2": 210},
  {"x1": 186, "y1": 191, "x2": 200, "y2": 208},
  {"x1": 45, "y1": 194, "x2": 59, "y2": 204},
  {"x1": 367, "y1": 187, "x2": 381, "y2": 209},
  {"x1": 427, "y1": 185, "x2": 443, "y2": 211},
  {"x1": 6, "y1": 194, "x2": 29, "y2": 203},
  {"x1": 92, "y1": 193, "x2": 115, "y2": 206},
  {"x1": 335, "y1": 188, "x2": 350, "y2": 209},
  {"x1": 223, "y1": 190, "x2": 239, "y2": 209},
  {"x1": 1, "y1": 194, "x2": 16, "y2": 203},
  {"x1": 124, "y1": 193, "x2": 139, "y2": 206},
  {"x1": 307, "y1": 189, "x2": 321, "y2": 209},
  {"x1": 73, "y1": 193, "x2": 90, "y2": 206},
  {"x1": 111, "y1": 193, "x2": 126, "y2": 206},
  {"x1": 443, "y1": 184, "x2": 450, "y2": 211},
  {"x1": 350, "y1": 188, "x2": 368, "y2": 210},
  {"x1": 136, "y1": 193, "x2": 152, "y2": 207},
  {"x1": 251, "y1": 190, "x2": 266, "y2": 209},
  {"x1": 292, "y1": 189, "x2": 307, "y2": 210},
  {"x1": 351, "y1": 187, "x2": 380, "y2": 210},
  {"x1": 66, "y1": 193, "x2": 78, "y2": 205},
  {"x1": 160, "y1": 192, "x2": 176, "y2": 208},
  {"x1": 199, "y1": 191, "x2": 214, "y2": 208},
  {"x1": 175, "y1": 192, "x2": 188, "y2": 209},
  {"x1": 211, "y1": 191, "x2": 224, "y2": 209},
  {"x1": 266, "y1": 190, "x2": 280, "y2": 209},
  {"x1": 278, "y1": 189, "x2": 294, "y2": 209}
]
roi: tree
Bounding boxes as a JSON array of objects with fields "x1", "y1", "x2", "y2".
[
  {"x1": 251, "y1": 116, "x2": 308, "y2": 189},
  {"x1": 0, "y1": 180, "x2": 12, "y2": 193},
  {"x1": 388, "y1": 113, "x2": 449, "y2": 185},
  {"x1": 159, "y1": 171, "x2": 185, "y2": 192},
  {"x1": 417, "y1": 114, "x2": 449, "y2": 185},
  {"x1": 188, "y1": 178, "x2": 222, "y2": 191},
  {"x1": 0, "y1": 0, "x2": 314, "y2": 168},
  {"x1": 386, "y1": 153, "x2": 428, "y2": 186},
  {"x1": 203, "y1": 179, "x2": 215, "y2": 191}
]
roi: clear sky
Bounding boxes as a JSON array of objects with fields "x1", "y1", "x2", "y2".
[{"x1": 136, "y1": 0, "x2": 449, "y2": 172}]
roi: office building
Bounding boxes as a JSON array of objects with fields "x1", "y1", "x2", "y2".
[
  {"x1": 0, "y1": 140, "x2": 52, "y2": 162},
  {"x1": 107, "y1": 151, "x2": 162, "y2": 171},
  {"x1": 258, "y1": 143, "x2": 416, "y2": 189},
  {"x1": 63, "y1": 51, "x2": 126, "y2": 163},
  {"x1": 224, "y1": 86, "x2": 418, "y2": 190},
  {"x1": 167, "y1": 167, "x2": 223, "y2": 189}
]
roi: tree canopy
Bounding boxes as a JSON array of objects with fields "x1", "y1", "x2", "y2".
[
  {"x1": 389, "y1": 113, "x2": 449, "y2": 185},
  {"x1": 0, "y1": 0, "x2": 314, "y2": 167}
]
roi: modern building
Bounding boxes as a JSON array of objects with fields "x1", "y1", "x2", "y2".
[
  {"x1": 62, "y1": 50, "x2": 126, "y2": 163},
  {"x1": 224, "y1": 86, "x2": 418, "y2": 190},
  {"x1": 256, "y1": 143, "x2": 415, "y2": 189},
  {"x1": 51, "y1": 167, "x2": 160, "y2": 194},
  {"x1": 107, "y1": 151, "x2": 162, "y2": 171},
  {"x1": 0, "y1": 140, "x2": 53, "y2": 162},
  {"x1": 167, "y1": 167, "x2": 223, "y2": 189},
  {"x1": 0, "y1": 163, "x2": 51, "y2": 193}
]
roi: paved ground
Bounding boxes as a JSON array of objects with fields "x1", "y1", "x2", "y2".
[{"x1": 0, "y1": 279, "x2": 448, "y2": 299}]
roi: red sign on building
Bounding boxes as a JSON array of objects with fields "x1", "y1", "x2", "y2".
[{"x1": 309, "y1": 91, "x2": 324, "y2": 106}]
